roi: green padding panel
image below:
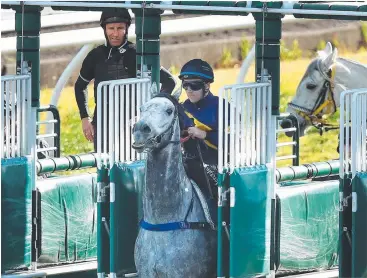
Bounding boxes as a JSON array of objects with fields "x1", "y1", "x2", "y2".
[
  {"x1": 114, "y1": 161, "x2": 145, "y2": 274},
  {"x1": 276, "y1": 181, "x2": 339, "y2": 270},
  {"x1": 37, "y1": 173, "x2": 97, "y2": 264},
  {"x1": 1, "y1": 157, "x2": 32, "y2": 272},
  {"x1": 230, "y1": 166, "x2": 270, "y2": 278},
  {"x1": 352, "y1": 173, "x2": 367, "y2": 278}
]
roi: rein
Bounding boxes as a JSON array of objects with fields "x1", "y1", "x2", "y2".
[
  {"x1": 138, "y1": 93, "x2": 212, "y2": 231},
  {"x1": 288, "y1": 67, "x2": 339, "y2": 135}
]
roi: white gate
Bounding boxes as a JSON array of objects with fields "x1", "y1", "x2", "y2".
[
  {"x1": 1, "y1": 74, "x2": 32, "y2": 158},
  {"x1": 96, "y1": 77, "x2": 152, "y2": 168},
  {"x1": 339, "y1": 88, "x2": 367, "y2": 178},
  {"x1": 217, "y1": 78, "x2": 277, "y2": 278},
  {"x1": 218, "y1": 80, "x2": 275, "y2": 174}
]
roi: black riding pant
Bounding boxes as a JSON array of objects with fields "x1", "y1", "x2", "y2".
[{"x1": 184, "y1": 158, "x2": 218, "y2": 200}]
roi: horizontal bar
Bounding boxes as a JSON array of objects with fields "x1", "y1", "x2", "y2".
[
  {"x1": 1, "y1": 272, "x2": 47, "y2": 278},
  {"x1": 36, "y1": 153, "x2": 103, "y2": 174},
  {"x1": 36, "y1": 120, "x2": 58, "y2": 125},
  {"x1": 276, "y1": 127, "x2": 296, "y2": 133},
  {"x1": 276, "y1": 155, "x2": 296, "y2": 161},
  {"x1": 1, "y1": 75, "x2": 30, "y2": 81},
  {"x1": 2, "y1": 1, "x2": 367, "y2": 17},
  {"x1": 1, "y1": 1, "x2": 140, "y2": 9},
  {"x1": 36, "y1": 147, "x2": 57, "y2": 152},
  {"x1": 36, "y1": 133, "x2": 57, "y2": 139},
  {"x1": 276, "y1": 141, "x2": 296, "y2": 147},
  {"x1": 276, "y1": 160, "x2": 340, "y2": 183}
]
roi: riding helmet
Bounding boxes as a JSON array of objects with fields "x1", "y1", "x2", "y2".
[
  {"x1": 100, "y1": 9, "x2": 132, "y2": 28},
  {"x1": 179, "y1": 59, "x2": 214, "y2": 83}
]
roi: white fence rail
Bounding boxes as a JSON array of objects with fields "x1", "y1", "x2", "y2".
[
  {"x1": 218, "y1": 81, "x2": 274, "y2": 174},
  {"x1": 340, "y1": 88, "x2": 367, "y2": 178},
  {"x1": 96, "y1": 77, "x2": 151, "y2": 169},
  {"x1": 1, "y1": 74, "x2": 32, "y2": 158}
]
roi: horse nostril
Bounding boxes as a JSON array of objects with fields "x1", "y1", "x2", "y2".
[
  {"x1": 280, "y1": 119, "x2": 292, "y2": 129},
  {"x1": 143, "y1": 124, "x2": 151, "y2": 134}
]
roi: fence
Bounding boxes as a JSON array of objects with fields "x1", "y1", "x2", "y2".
[
  {"x1": 1, "y1": 74, "x2": 32, "y2": 158},
  {"x1": 96, "y1": 77, "x2": 152, "y2": 168},
  {"x1": 218, "y1": 80, "x2": 273, "y2": 174},
  {"x1": 339, "y1": 88, "x2": 367, "y2": 177}
]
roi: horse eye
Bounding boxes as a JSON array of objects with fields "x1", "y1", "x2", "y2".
[
  {"x1": 306, "y1": 84, "x2": 317, "y2": 90},
  {"x1": 166, "y1": 108, "x2": 173, "y2": 115}
]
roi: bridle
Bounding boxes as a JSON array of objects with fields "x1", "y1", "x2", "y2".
[
  {"x1": 137, "y1": 93, "x2": 216, "y2": 231},
  {"x1": 133, "y1": 93, "x2": 187, "y2": 151},
  {"x1": 288, "y1": 64, "x2": 339, "y2": 135}
]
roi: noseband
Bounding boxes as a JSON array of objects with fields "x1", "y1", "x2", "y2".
[{"x1": 288, "y1": 66, "x2": 339, "y2": 135}]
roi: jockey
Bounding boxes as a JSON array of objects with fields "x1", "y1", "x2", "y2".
[
  {"x1": 74, "y1": 9, "x2": 176, "y2": 151},
  {"x1": 179, "y1": 59, "x2": 219, "y2": 199}
]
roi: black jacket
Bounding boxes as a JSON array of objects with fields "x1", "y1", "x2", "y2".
[{"x1": 74, "y1": 41, "x2": 176, "y2": 124}]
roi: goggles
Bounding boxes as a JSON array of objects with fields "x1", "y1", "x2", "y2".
[{"x1": 182, "y1": 81, "x2": 205, "y2": 91}]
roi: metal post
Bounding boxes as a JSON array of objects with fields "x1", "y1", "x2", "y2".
[
  {"x1": 14, "y1": 5, "x2": 42, "y2": 109},
  {"x1": 253, "y1": 2, "x2": 282, "y2": 116},
  {"x1": 97, "y1": 167, "x2": 109, "y2": 278},
  {"x1": 133, "y1": 5, "x2": 163, "y2": 86},
  {"x1": 14, "y1": 6, "x2": 42, "y2": 270},
  {"x1": 217, "y1": 173, "x2": 229, "y2": 278}
]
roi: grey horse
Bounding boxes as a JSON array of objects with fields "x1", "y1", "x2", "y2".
[
  {"x1": 132, "y1": 90, "x2": 217, "y2": 278},
  {"x1": 281, "y1": 42, "x2": 367, "y2": 137}
]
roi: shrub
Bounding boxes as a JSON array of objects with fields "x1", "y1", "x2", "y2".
[
  {"x1": 240, "y1": 37, "x2": 251, "y2": 60},
  {"x1": 280, "y1": 39, "x2": 302, "y2": 61},
  {"x1": 218, "y1": 47, "x2": 235, "y2": 68}
]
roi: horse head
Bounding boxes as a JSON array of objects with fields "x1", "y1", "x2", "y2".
[
  {"x1": 281, "y1": 42, "x2": 341, "y2": 137},
  {"x1": 132, "y1": 84, "x2": 184, "y2": 152}
]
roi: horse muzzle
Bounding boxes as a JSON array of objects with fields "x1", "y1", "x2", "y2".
[{"x1": 279, "y1": 118, "x2": 295, "y2": 138}]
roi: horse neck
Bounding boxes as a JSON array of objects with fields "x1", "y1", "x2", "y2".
[
  {"x1": 333, "y1": 58, "x2": 367, "y2": 106},
  {"x1": 143, "y1": 123, "x2": 192, "y2": 223}
]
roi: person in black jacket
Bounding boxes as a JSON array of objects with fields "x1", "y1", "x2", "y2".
[{"x1": 74, "y1": 9, "x2": 176, "y2": 151}]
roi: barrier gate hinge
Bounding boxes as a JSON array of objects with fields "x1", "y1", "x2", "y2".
[
  {"x1": 218, "y1": 187, "x2": 230, "y2": 207},
  {"x1": 230, "y1": 187, "x2": 236, "y2": 207},
  {"x1": 352, "y1": 192, "x2": 357, "y2": 212}
]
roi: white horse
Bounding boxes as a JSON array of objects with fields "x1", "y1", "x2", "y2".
[
  {"x1": 132, "y1": 90, "x2": 217, "y2": 278},
  {"x1": 282, "y1": 42, "x2": 367, "y2": 136}
]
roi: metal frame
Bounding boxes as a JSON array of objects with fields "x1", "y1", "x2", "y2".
[
  {"x1": 36, "y1": 105, "x2": 61, "y2": 158},
  {"x1": 339, "y1": 89, "x2": 367, "y2": 178},
  {"x1": 96, "y1": 77, "x2": 151, "y2": 169},
  {"x1": 218, "y1": 81, "x2": 272, "y2": 174},
  {"x1": 276, "y1": 113, "x2": 300, "y2": 166},
  {"x1": 2, "y1": 1, "x2": 367, "y2": 18},
  {"x1": 1, "y1": 74, "x2": 32, "y2": 158}
]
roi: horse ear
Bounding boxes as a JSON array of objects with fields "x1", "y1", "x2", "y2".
[
  {"x1": 320, "y1": 47, "x2": 337, "y2": 72},
  {"x1": 317, "y1": 41, "x2": 333, "y2": 59},
  {"x1": 324, "y1": 42, "x2": 333, "y2": 55},
  {"x1": 171, "y1": 87, "x2": 182, "y2": 101},
  {"x1": 150, "y1": 82, "x2": 158, "y2": 97}
]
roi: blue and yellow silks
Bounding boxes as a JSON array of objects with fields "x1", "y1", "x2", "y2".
[{"x1": 181, "y1": 92, "x2": 219, "y2": 150}]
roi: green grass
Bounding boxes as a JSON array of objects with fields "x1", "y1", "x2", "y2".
[{"x1": 41, "y1": 51, "x2": 367, "y2": 167}]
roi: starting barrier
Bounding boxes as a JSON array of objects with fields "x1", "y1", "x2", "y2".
[
  {"x1": 339, "y1": 88, "x2": 367, "y2": 278},
  {"x1": 218, "y1": 77, "x2": 276, "y2": 277},
  {"x1": 96, "y1": 77, "x2": 152, "y2": 277},
  {"x1": 2, "y1": 75, "x2": 367, "y2": 278}
]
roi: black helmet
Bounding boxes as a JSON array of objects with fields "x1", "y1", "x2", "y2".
[
  {"x1": 179, "y1": 59, "x2": 214, "y2": 83},
  {"x1": 100, "y1": 9, "x2": 131, "y2": 28}
]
